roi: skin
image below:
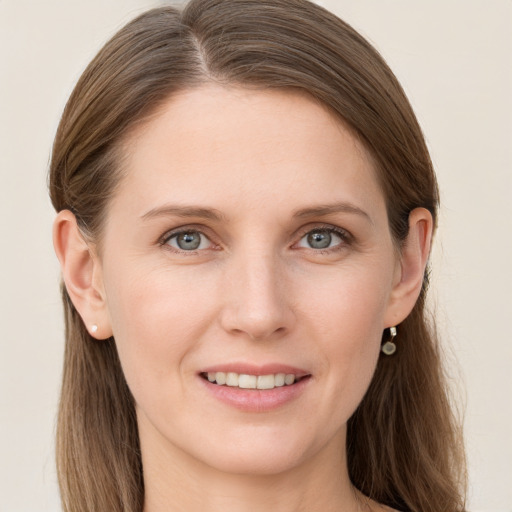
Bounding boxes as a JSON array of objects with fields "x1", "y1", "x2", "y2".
[{"x1": 54, "y1": 85, "x2": 432, "y2": 512}]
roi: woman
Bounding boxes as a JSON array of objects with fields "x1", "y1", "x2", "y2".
[{"x1": 49, "y1": 0, "x2": 466, "y2": 511}]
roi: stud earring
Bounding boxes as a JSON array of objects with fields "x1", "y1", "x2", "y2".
[
  {"x1": 381, "y1": 326, "x2": 397, "y2": 355},
  {"x1": 91, "y1": 324, "x2": 98, "y2": 334}
]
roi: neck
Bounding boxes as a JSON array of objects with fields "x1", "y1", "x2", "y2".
[{"x1": 141, "y1": 421, "x2": 361, "y2": 512}]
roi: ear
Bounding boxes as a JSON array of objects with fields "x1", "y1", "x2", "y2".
[
  {"x1": 53, "y1": 210, "x2": 113, "y2": 339},
  {"x1": 384, "y1": 207, "x2": 434, "y2": 328}
]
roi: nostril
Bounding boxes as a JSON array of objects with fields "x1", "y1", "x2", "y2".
[{"x1": 218, "y1": 280, "x2": 296, "y2": 341}]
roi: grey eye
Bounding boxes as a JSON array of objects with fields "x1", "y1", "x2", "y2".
[
  {"x1": 307, "y1": 230, "x2": 331, "y2": 249},
  {"x1": 167, "y1": 231, "x2": 210, "y2": 251},
  {"x1": 299, "y1": 229, "x2": 342, "y2": 250}
]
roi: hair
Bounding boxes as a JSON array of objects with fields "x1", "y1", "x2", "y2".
[{"x1": 48, "y1": 1, "x2": 466, "y2": 511}]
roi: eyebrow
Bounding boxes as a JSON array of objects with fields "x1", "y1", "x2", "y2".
[
  {"x1": 293, "y1": 202, "x2": 373, "y2": 224},
  {"x1": 140, "y1": 201, "x2": 372, "y2": 224},
  {"x1": 141, "y1": 204, "x2": 226, "y2": 222}
]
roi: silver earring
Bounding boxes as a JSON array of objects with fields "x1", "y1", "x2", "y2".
[
  {"x1": 381, "y1": 326, "x2": 397, "y2": 355},
  {"x1": 91, "y1": 324, "x2": 98, "y2": 333}
]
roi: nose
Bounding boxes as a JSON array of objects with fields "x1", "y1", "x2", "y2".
[{"x1": 219, "y1": 250, "x2": 296, "y2": 341}]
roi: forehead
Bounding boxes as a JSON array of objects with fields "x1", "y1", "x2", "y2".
[{"x1": 113, "y1": 84, "x2": 385, "y2": 220}]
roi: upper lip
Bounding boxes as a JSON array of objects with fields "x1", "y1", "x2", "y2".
[{"x1": 199, "y1": 363, "x2": 310, "y2": 378}]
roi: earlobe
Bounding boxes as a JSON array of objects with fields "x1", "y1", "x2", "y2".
[
  {"x1": 384, "y1": 207, "x2": 433, "y2": 327},
  {"x1": 53, "y1": 210, "x2": 113, "y2": 339}
]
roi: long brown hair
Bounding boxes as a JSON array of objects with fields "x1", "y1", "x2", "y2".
[{"x1": 49, "y1": 1, "x2": 466, "y2": 510}]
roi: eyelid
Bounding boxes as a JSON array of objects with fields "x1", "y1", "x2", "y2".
[
  {"x1": 295, "y1": 222, "x2": 351, "y2": 238},
  {"x1": 158, "y1": 225, "x2": 218, "y2": 252},
  {"x1": 293, "y1": 223, "x2": 353, "y2": 251},
  {"x1": 156, "y1": 222, "x2": 353, "y2": 254}
]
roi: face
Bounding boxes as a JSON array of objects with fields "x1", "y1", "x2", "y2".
[{"x1": 98, "y1": 85, "x2": 401, "y2": 475}]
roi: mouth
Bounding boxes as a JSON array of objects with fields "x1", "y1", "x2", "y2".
[
  {"x1": 199, "y1": 371, "x2": 311, "y2": 390},
  {"x1": 198, "y1": 365, "x2": 312, "y2": 412}
]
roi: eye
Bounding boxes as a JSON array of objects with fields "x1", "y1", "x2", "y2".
[
  {"x1": 165, "y1": 230, "x2": 212, "y2": 251},
  {"x1": 297, "y1": 227, "x2": 345, "y2": 250}
]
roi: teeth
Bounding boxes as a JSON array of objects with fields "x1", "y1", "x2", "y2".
[
  {"x1": 257, "y1": 374, "x2": 275, "y2": 390},
  {"x1": 238, "y1": 374, "x2": 257, "y2": 389},
  {"x1": 215, "y1": 372, "x2": 226, "y2": 385},
  {"x1": 275, "y1": 373, "x2": 285, "y2": 387},
  {"x1": 205, "y1": 372, "x2": 299, "y2": 389},
  {"x1": 226, "y1": 372, "x2": 239, "y2": 387}
]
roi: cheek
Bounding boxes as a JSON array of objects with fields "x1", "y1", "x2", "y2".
[
  {"x1": 297, "y1": 259, "x2": 392, "y2": 341},
  {"x1": 296, "y1": 262, "x2": 392, "y2": 412},
  {"x1": 102, "y1": 261, "x2": 218, "y2": 398}
]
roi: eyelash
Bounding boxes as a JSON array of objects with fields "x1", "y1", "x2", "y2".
[
  {"x1": 159, "y1": 225, "x2": 217, "y2": 254},
  {"x1": 158, "y1": 224, "x2": 352, "y2": 255},
  {"x1": 295, "y1": 225, "x2": 352, "y2": 254}
]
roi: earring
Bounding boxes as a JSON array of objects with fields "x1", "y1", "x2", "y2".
[
  {"x1": 91, "y1": 324, "x2": 98, "y2": 334},
  {"x1": 381, "y1": 326, "x2": 397, "y2": 355}
]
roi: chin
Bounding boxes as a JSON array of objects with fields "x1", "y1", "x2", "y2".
[
  {"x1": 201, "y1": 442, "x2": 310, "y2": 476},
  {"x1": 184, "y1": 421, "x2": 341, "y2": 477}
]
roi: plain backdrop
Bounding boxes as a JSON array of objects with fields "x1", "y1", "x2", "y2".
[{"x1": 1, "y1": 1, "x2": 511, "y2": 511}]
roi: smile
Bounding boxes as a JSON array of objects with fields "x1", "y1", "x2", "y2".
[
  {"x1": 199, "y1": 370, "x2": 311, "y2": 412},
  {"x1": 202, "y1": 372, "x2": 305, "y2": 389}
]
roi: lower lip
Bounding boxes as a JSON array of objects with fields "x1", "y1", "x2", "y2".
[{"x1": 199, "y1": 376, "x2": 311, "y2": 412}]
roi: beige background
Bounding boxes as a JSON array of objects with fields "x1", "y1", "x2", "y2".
[{"x1": 1, "y1": 1, "x2": 511, "y2": 510}]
